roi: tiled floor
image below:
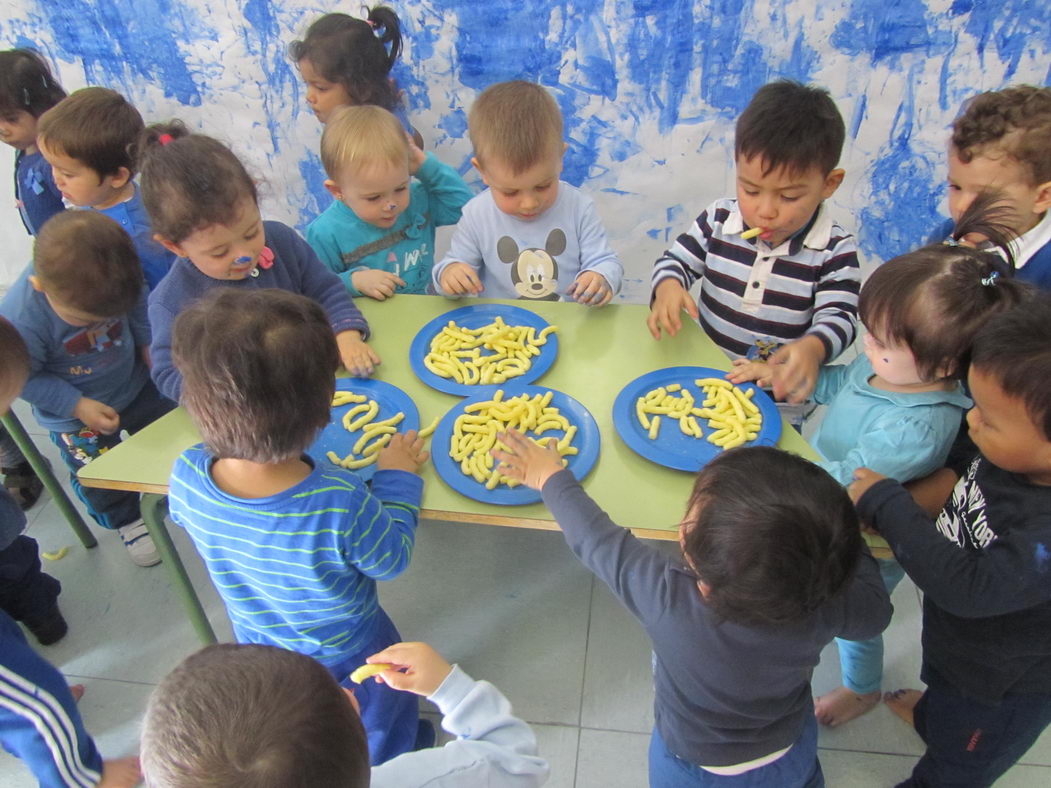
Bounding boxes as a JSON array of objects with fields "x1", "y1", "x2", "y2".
[{"x1": 3, "y1": 399, "x2": 1050, "y2": 787}]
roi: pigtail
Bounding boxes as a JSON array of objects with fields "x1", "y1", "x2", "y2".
[
  {"x1": 366, "y1": 6, "x2": 403, "y2": 72},
  {"x1": 949, "y1": 190, "x2": 1018, "y2": 271},
  {"x1": 0, "y1": 49, "x2": 66, "y2": 117}
]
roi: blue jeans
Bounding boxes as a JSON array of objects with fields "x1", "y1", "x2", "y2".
[
  {"x1": 899, "y1": 668, "x2": 1051, "y2": 787},
  {"x1": 648, "y1": 714, "x2": 824, "y2": 787},
  {"x1": 836, "y1": 557, "x2": 906, "y2": 694},
  {"x1": 48, "y1": 380, "x2": 173, "y2": 530},
  {"x1": 328, "y1": 607, "x2": 419, "y2": 766}
]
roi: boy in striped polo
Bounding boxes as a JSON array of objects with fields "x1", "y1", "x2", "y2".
[
  {"x1": 167, "y1": 288, "x2": 429, "y2": 767},
  {"x1": 649, "y1": 80, "x2": 860, "y2": 425}
]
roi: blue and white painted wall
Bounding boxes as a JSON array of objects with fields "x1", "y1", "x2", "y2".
[{"x1": 1, "y1": 0, "x2": 1048, "y2": 298}]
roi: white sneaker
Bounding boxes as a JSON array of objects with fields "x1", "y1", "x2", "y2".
[{"x1": 117, "y1": 520, "x2": 161, "y2": 567}]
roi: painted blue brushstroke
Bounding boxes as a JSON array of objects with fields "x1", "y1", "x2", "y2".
[
  {"x1": 850, "y1": 94, "x2": 868, "y2": 139},
  {"x1": 297, "y1": 151, "x2": 331, "y2": 232},
  {"x1": 33, "y1": 0, "x2": 208, "y2": 105},
  {"x1": 831, "y1": 0, "x2": 953, "y2": 62},
  {"x1": 242, "y1": 0, "x2": 298, "y2": 153},
  {"x1": 949, "y1": 0, "x2": 1051, "y2": 81},
  {"x1": 857, "y1": 72, "x2": 944, "y2": 262},
  {"x1": 437, "y1": 108, "x2": 468, "y2": 140}
]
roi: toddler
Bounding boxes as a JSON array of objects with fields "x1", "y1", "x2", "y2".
[
  {"x1": 649, "y1": 80, "x2": 861, "y2": 424},
  {"x1": 432, "y1": 80, "x2": 623, "y2": 305},
  {"x1": 141, "y1": 640, "x2": 549, "y2": 787},
  {"x1": 494, "y1": 438, "x2": 891, "y2": 786},
  {"x1": 851, "y1": 292, "x2": 1051, "y2": 787},
  {"x1": 139, "y1": 120, "x2": 377, "y2": 402},
  {"x1": 290, "y1": 5, "x2": 416, "y2": 136},
  {"x1": 0, "y1": 48, "x2": 66, "y2": 508},
  {"x1": 37, "y1": 87, "x2": 174, "y2": 289},
  {"x1": 934, "y1": 85, "x2": 1051, "y2": 288},
  {"x1": 169, "y1": 287, "x2": 428, "y2": 765},
  {"x1": 0, "y1": 48, "x2": 65, "y2": 235},
  {"x1": 0, "y1": 211, "x2": 173, "y2": 566},
  {"x1": 307, "y1": 105, "x2": 472, "y2": 298},
  {"x1": 733, "y1": 197, "x2": 1031, "y2": 727}
]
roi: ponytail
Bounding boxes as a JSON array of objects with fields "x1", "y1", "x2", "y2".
[{"x1": 366, "y1": 6, "x2": 402, "y2": 71}]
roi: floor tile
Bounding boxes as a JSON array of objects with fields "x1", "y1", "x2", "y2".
[
  {"x1": 820, "y1": 747, "x2": 1051, "y2": 787},
  {"x1": 814, "y1": 575, "x2": 926, "y2": 757},
  {"x1": 575, "y1": 728, "x2": 650, "y2": 787},
  {"x1": 577, "y1": 541, "x2": 681, "y2": 734},
  {"x1": 379, "y1": 519, "x2": 594, "y2": 726},
  {"x1": 0, "y1": 676, "x2": 153, "y2": 787},
  {"x1": 531, "y1": 723, "x2": 581, "y2": 788}
]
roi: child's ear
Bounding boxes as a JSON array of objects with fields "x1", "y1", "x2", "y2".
[
  {"x1": 471, "y1": 157, "x2": 489, "y2": 187},
  {"x1": 154, "y1": 235, "x2": 185, "y2": 258},
  {"x1": 28, "y1": 275, "x2": 44, "y2": 293},
  {"x1": 106, "y1": 166, "x2": 132, "y2": 190},
  {"x1": 323, "y1": 179, "x2": 343, "y2": 200},
  {"x1": 1033, "y1": 179, "x2": 1051, "y2": 214},
  {"x1": 821, "y1": 168, "x2": 846, "y2": 199}
]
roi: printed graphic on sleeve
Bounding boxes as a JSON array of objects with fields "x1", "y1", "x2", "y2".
[
  {"x1": 497, "y1": 229, "x2": 566, "y2": 301},
  {"x1": 936, "y1": 460, "x2": 997, "y2": 550}
]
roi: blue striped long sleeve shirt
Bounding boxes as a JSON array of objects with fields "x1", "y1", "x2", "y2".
[
  {"x1": 652, "y1": 198, "x2": 860, "y2": 362},
  {"x1": 168, "y1": 446, "x2": 422, "y2": 669}
]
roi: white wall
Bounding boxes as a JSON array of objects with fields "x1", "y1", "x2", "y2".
[{"x1": 1, "y1": 0, "x2": 1048, "y2": 299}]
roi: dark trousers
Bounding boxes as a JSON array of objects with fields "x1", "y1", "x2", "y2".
[
  {"x1": 900, "y1": 671, "x2": 1051, "y2": 787},
  {"x1": 0, "y1": 535, "x2": 60, "y2": 627},
  {"x1": 48, "y1": 380, "x2": 173, "y2": 530}
]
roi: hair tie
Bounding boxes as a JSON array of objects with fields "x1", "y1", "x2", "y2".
[
  {"x1": 981, "y1": 270, "x2": 1000, "y2": 287},
  {"x1": 158, "y1": 133, "x2": 174, "y2": 146},
  {"x1": 22, "y1": 87, "x2": 30, "y2": 106},
  {"x1": 943, "y1": 237, "x2": 961, "y2": 247}
]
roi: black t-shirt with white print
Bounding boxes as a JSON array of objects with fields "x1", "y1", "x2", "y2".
[{"x1": 858, "y1": 456, "x2": 1051, "y2": 704}]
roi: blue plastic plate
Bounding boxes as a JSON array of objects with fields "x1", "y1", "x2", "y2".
[
  {"x1": 409, "y1": 304, "x2": 559, "y2": 396},
  {"x1": 612, "y1": 366, "x2": 781, "y2": 472},
  {"x1": 432, "y1": 383, "x2": 600, "y2": 505},
  {"x1": 309, "y1": 379, "x2": 420, "y2": 482}
]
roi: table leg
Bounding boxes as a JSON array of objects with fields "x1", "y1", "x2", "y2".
[
  {"x1": 140, "y1": 493, "x2": 217, "y2": 644},
  {"x1": 1, "y1": 412, "x2": 97, "y2": 549}
]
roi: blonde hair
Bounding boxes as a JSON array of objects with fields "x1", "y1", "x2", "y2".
[
  {"x1": 469, "y1": 81, "x2": 563, "y2": 174},
  {"x1": 320, "y1": 104, "x2": 408, "y2": 179}
]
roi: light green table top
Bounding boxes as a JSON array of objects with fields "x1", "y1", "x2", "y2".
[{"x1": 78, "y1": 295, "x2": 816, "y2": 539}]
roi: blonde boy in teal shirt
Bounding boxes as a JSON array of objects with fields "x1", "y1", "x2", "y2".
[{"x1": 307, "y1": 105, "x2": 473, "y2": 299}]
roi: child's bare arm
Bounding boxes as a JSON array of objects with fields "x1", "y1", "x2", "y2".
[{"x1": 903, "y1": 468, "x2": 959, "y2": 517}]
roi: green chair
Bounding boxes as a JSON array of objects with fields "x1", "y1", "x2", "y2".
[{"x1": 1, "y1": 412, "x2": 97, "y2": 549}]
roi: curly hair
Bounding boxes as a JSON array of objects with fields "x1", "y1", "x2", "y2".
[{"x1": 952, "y1": 85, "x2": 1051, "y2": 185}]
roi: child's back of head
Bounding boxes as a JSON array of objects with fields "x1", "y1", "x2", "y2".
[
  {"x1": 320, "y1": 104, "x2": 408, "y2": 180},
  {"x1": 37, "y1": 86, "x2": 143, "y2": 179},
  {"x1": 289, "y1": 5, "x2": 403, "y2": 118},
  {"x1": 0, "y1": 48, "x2": 66, "y2": 121},
  {"x1": 141, "y1": 642, "x2": 369, "y2": 788},
  {"x1": 682, "y1": 446, "x2": 861, "y2": 625},
  {"x1": 172, "y1": 288, "x2": 339, "y2": 464},
  {"x1": 468, "y1": 80, "x2": 563, "y2": 175},
  {"x1": 33, "y1": 211, "x2": 141, "y2": 320},
  {"x1": 859, "y1": 194, "x2": 1033, "y2": 382},
  {"x1": 137, "y1": 120, "x2": 258, "y2": 244},
  {"x1": 735, "y1": 79, "x2": 845, "y2": 178}
]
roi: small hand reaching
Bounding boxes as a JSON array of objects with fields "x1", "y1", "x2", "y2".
[
  {"x1": 351, "y1": 269, "x2": 406, "y2": 301},
  {"x1": 365, "y1": 641, "x2": 453, "y2": 697},
  {"x1": 726, "y1": 358, "x2": 772, "y2": 387},
  {"x1": 490, "y1": 429, "x2": 564, "y2": 491},
  {"x1": 646, "y1": 279, "x2": 699, "y2": 340},
  {"x1": 568, "y1": 271, "x2": 612, "y2": 307},
  {"x1": 438, "y1": 262, "x2": 483, "y2": 296},
  {"x1": 377, "y1": 430, "x2": 430, "y2": 474}
]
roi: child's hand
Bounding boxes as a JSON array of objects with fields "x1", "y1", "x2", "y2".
[
  {"x1": 336, "y1": 330, "x2": 381, "y2": 377},
  {"x1": 97, "y1": 757, "x2": 142, "y2": 788},
  {"x1": 366, "y1": 642, "x2": 453, "y2": 697},
  {"x1": 439, "y1": 262, "x2": 483, "y2": 296},
  {"x1": 726, "y1": 358, "x2": 772, "y2": 387},
  {"x1": 568, "y1": 271, "x2": 612, "y2": 307},
  {"x1": 376, "y1": 429, "x2": 430, "y2": 473},
  {"x1": 406, "y1": 134, "x2": 427, "y2": 175},
  {"x1": 491, "y1": 429, "x2": 564, "y2": 491},
  {"x1": 351, "y1": 269, "x2": 406, "y2": 301},
  {"x1": 848, "y1": 467, "x2": 887, "y2": 504},
  {"x1": 647, "y1": 279, "x2": 699, "y2": 340},
  {"x1": 768, "y1": 335, "x2": 825, "y2": 403},
  {"x1": 73, "y1": 398, "x2": 120, "y2": 434}
]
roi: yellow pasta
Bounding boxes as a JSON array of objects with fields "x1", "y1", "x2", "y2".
[
  {"x1": 634, "y1": 377, "x2": 762, "y2": 451},
  {"x1": 450, "y1": 389, "x2": 578, "y2": 489},
  {"x1": 424, "y1": 317, "x2": 559, "y2": 386},
  {"x1": 326, "y1": 391, "x2": 408, "y2": 471}
]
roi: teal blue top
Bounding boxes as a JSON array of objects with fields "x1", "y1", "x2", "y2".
[
  {"x1": 306, "y1": 152, "x2": 473, "y2": 296},
  {"x1": 813, "y1": 355, "x2": 972, "y2": 486}
]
